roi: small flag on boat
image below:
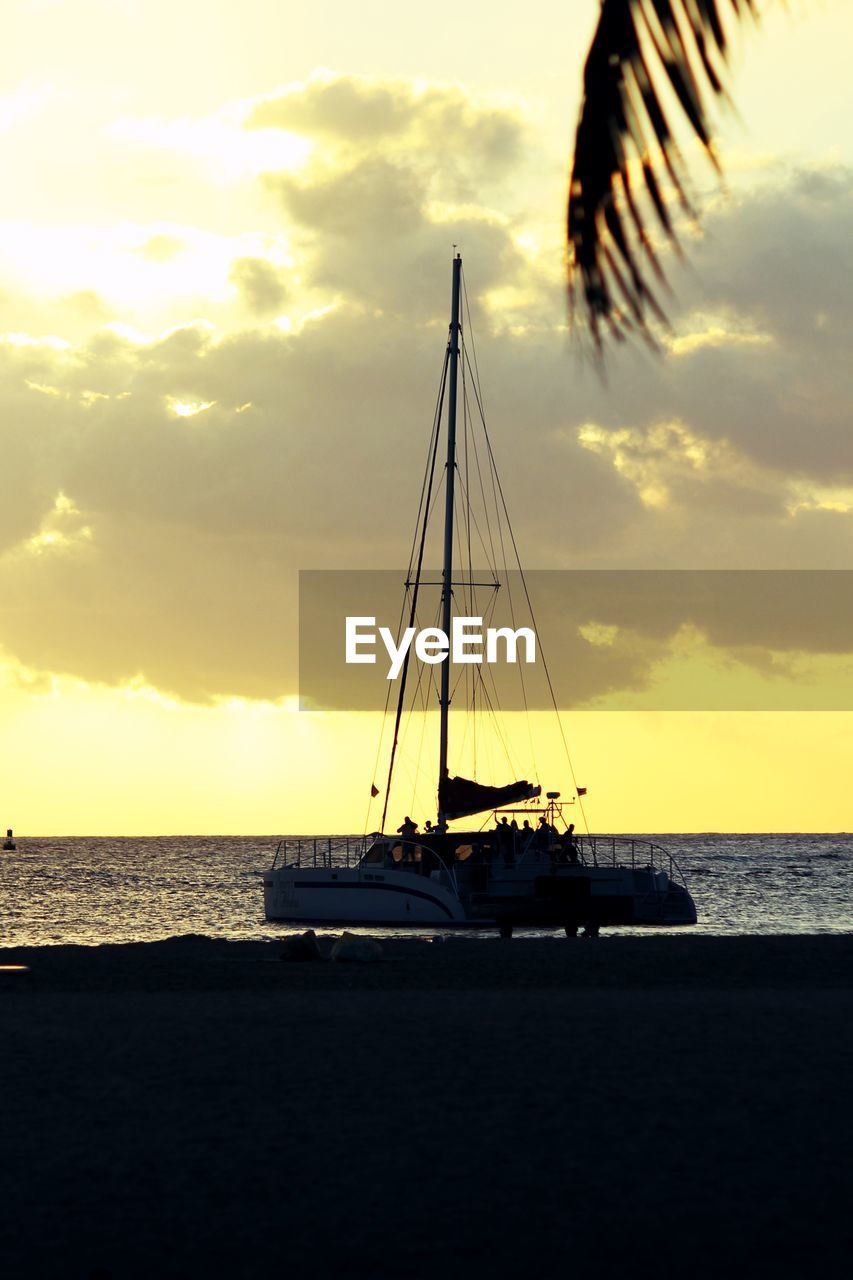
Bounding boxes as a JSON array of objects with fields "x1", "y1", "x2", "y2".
[
  {"x1": 370, "y1": 783, "x2": 379, "y2": 798},
  {"x1": 577, "y1": 787, "x2": 587, "y2": 797}
]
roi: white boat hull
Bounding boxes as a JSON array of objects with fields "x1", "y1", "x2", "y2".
[
  {"x1": 263, "y1": 866, "x2": 469, "y2": 926},
  {"x1": 263, "y1": 855, "x2": 697, "y2": 930}
]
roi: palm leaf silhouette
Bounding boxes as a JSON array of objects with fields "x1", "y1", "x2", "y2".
[{"x1": 568, "y1": 0, "x2": 760, "y2": 349}]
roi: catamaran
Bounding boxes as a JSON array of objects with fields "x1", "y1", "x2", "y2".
[{"x1": 263, "y1": 255, "x2": 697, "y2": 936}]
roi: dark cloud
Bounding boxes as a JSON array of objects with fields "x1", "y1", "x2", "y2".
[
  {"x1": 248, "y1": 76, "x2": 421, "y2": 141},
  {"x1": 256, "y1": 73, "x2": 534, "y2": 317},
  {"x1": 247, "y1": 75, "x2": 525, "y2": 179},
  {"x1": 229, "y1": 257, "x2": 289, "y2": 314},
  {"x1": 273, "y1": 160, "x2": 525, "y2": 314}
]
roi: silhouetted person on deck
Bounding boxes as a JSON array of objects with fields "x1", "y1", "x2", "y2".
[
  {"x1": 397, "y1": 816, "x2": 418, "y2": 838},
  {"x1": 565, "y1": 822, "x2": 580, "y2": 864},
  {"x1": 556, "y1": 822, "x2": 579, "y2": 864},
  {"x1": 536, "y1": 815, "x2": 551, "y2": 852},
  {"x1": 495, "y1": 816, "x2": 515, "y2": 866}
]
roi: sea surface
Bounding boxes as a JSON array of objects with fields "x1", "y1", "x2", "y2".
[{"x1": 1, "y1": 832, "x2": 851, "y2": 947}]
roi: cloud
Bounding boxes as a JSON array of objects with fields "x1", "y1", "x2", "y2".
[
  {"x1": 574, "y1": 419, "x2": 786, "y2": 516},
  {"x1": 246, "y1": 72, "x2": 525, "y2": 183},
  {"x1": 2, "y1": 65, "x2": 853, "y2": 704},
  {"x1": 229, "y1": 257, "x2": 289, "y2": 315},
  {"x1": 59, "y1": 289, "x2": 113, "y2": 322},
  {"x1": 138, "y1": 234, "x2": 186, "y2": 263},
  {"x1": 253, "y1": 73, "x2": 536, "y2": 317}
]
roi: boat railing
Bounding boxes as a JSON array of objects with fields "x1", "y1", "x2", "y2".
[
  {"x1": 574, "y1": 835, "x2": 690, "y2": 889},
  {"x1": 270, "y1": 833, "x2": 690, "y2": 893},
  {"x1": 271, "y1": 835, "x2": 377, "y2": 871},
  {"x1": 270, "y1": 834, "x2": 462, "y2": 896}
]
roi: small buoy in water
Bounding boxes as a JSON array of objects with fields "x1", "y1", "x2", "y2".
[{"x1": 2, "y1": 828, "x2": 16, "y2": 851}]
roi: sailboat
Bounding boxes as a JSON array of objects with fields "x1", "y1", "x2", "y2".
[{"x1": 263, "y1": 255, "x2": 697, "y2": 936}]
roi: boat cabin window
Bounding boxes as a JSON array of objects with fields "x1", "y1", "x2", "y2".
[
  {"x1": 390, "y1": 843, "x2": 423, "y2": 864},
  {"x1": 361, "y1": 841, "x2": 425, "y2": 867}
]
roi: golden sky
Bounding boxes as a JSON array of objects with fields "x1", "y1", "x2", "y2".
[{"x1": 2, "y1": 0, "x2": 853, "y2": 834}]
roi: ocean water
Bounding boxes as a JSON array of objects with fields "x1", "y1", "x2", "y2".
[{"x1": 0, "y1": 832, "x2": 851, "y2": 947}]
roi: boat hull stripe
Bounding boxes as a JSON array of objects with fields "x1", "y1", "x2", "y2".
[{"x1": 291, "y1": 879, "x2": 457, "y2": 920}]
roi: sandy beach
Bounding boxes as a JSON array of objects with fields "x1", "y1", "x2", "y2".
[{"x1": 1, "y1": 934, "x2": 851, "y2": 1278}]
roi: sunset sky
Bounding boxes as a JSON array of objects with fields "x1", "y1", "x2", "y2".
[{"x1": 3, "y1": 0, "x2": 852, "y2": 834}]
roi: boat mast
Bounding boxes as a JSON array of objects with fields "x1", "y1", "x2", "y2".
[{"x1": 438, "y1": 252, "x2": 462, "y2": 827}]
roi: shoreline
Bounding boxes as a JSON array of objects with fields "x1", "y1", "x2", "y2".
[{"x1": 2, "y1": 931, "x2": 852, "y2": 993}]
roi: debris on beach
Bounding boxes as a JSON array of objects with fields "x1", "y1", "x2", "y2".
[
  {"x1": 330, "y1": 932, "x2": 383, "y2": 964},
  {"x1": 278, "y1": 930, "x2": 385, "y2": 963},
  {"x1": 280, "y1": 930, "x2": 323, "y2": 962}
]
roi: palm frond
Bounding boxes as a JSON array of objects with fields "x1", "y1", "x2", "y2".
[{"x1": 568, "y1": 0, "x2": 759, "y2": 350}]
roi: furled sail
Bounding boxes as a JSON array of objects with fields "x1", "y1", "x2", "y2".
[{"x1": 439, "y1": 775, "x2": 541, "y2": 821}]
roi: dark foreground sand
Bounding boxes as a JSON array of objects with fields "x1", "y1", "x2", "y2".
[{"x1": 1, "y1": 934, "x2": 851, "y2": 1279}]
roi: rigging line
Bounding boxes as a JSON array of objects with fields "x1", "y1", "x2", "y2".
[
  {"x1": 446, "y1": 579, "x2": 500, "y2": 707},
  {"x1": 460, "y1": 266, "x2": 489, "y2": 449},
  {"x1": 447, "y1": 562, "x2": 518, "y2": 778},
  {"x1": 364, "y1": 350, "x2": 449, "y2": 836},
  {"x1": 464, "y1": 345, "x2": 512, "y2": 597},
  {"x1": 425, "y1": 587, "x2": 444, "y2": 715},
  {"x1": 452, "y1": 461, "x2": 471, "y2": 773},
  {"x1": 450, "y1": 578, "x2": 499, "y2": 757},
  {"x1": 409, "y1": 588, "x2": 440, "y2": 747},
  {"x1": 464, "y1": 377, "x2": 538, "y2": 786},
  {"x1": 457, "y1": 372, "x2": 488, "y2": 567},
  {"x1": 380, "y1": 350, "x2": 448, "y2": 834},
  {"x1": 458, "y1": 276, "x2": 505, "y2": 595},
  {"x1": 473, "y1": 606, "x2": 518, "y2": 772},
  {"x1": 409, "y1": 696, "x2": 430, "y2": 819},
  {"x1": 409, "y1": 588, "x2": 444, "y2": 707},
  {"x1": 456, "y1": 341, "x2": 501, "y2": 581},
  {"x1": 363, "y1": 592, "x2": 408, "y2": 837},
  {"x1": 466, "y1": 661, "x2": 518, "y2": 777},
  {"x1": 407, "y1": 596, "x2": 443, "y2": 714},
  {"x1": 391, "y1": 663, "x2": 433, "y2": 818},
  {"x1": 478, "y1": 409, "x2": 590, "y2": 836},
  {"x1": 454, "y1": 648, "x2": 505, "y2": 773},
  {"x1": 418, "y1": 435, "x2": 448, "y2": 548},
  {"x1": 382, "y1": 498, "x2": 448, "y2": 827},
  {"x1": 453, "y1": 458, "x2": 500, "y2": 584},
  {"x1": 462, "y1": 376, "x2": 478, "y2": 765},
  {"x1": 391, "y1": 745, "x2": 429, "y2": 819},
  {"x1": 459, "y1": 283, "x2": 536, "y2": 782},
  {"x1": 385, "y1": 604, "x2": 432, "y2": 812},
  {"x1": 464, "y1": 388, "x2": 500, "y2": 577},
  {"x1": 405, "y1": 346, "x2": 450, "y2": 579},
  {"x1": 400, "y1": 594, "x2": 443, "y2": 809},
  {"x1": 461, "y1": 344, "x2": 539, "y2": 779},
  {"x1": 456, "y1": 352, "x2": 474, "y2": 758},
  {"x1": 461, "y1": 345, "x2": 475, "y2": 658}
]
